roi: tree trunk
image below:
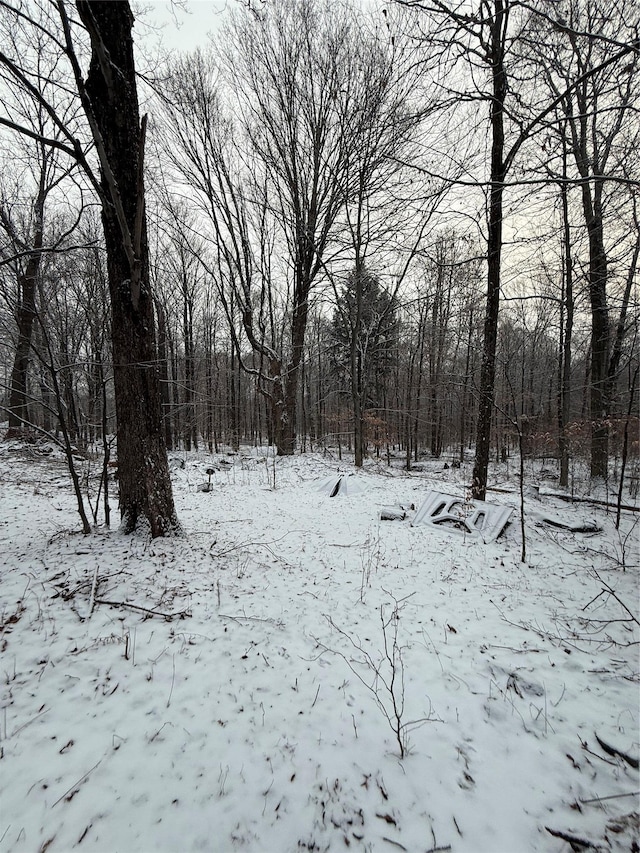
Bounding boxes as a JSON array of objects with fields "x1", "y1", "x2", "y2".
[
  {"x1": 6, "y1": 200, "x2": 44, "y2": 438},
  {"x1": 6, "y1": 262, "x2": 39, "y2": 436},
  {"x1": 585, "y1": 191, "x2": 609, "y2": 481},
  {"x1": 558, "y1": 154, "x2": 574, "y2": 488},
  {"x1": 351, "y1": 259, "x2": 365, "y2": 468},
  {"x1": 280, "y1": 372, "x2": 297, "y2": 456},
  {"x1": 155, "y1": 300, "x2": 173, "y2": 452},
  {"x1": 460, "y1": 301, "x2": 474, "y2": 463},
  {"x1": 77, "y1": 0, "x2": 178, "y2": 536},
  {"x1": 182, "y1": 284, "x2": 197, "y2": 451},
  {"x1": 472, "y1": 0, "x2": 507, "y2": 501},
  {"x1": 278, "y1": 283, "x2": 309, "y2": 456}
]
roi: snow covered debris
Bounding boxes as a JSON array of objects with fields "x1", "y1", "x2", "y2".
[
  {"x1": 412, "y1": 490, "x2": 514, "y2": 542},
  {"x1": 315, "y1": 473, "x2": 367, "y2": 497}
]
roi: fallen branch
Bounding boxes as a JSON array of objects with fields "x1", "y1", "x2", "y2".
[
  {"x1": 219, "y1": 613, "x2": 283, "y2": 627},
  {"x1": 484, "y1": 482, "x2": 638, "y2": 513},
  {"x1": 538, "y1": 490, "x2": 639, "y2": 513},
  {"x1": 94, "y1": 599, "x2": 190, "y2": 620}
]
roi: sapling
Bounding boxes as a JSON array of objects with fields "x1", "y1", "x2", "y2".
[
  {"x1": 321, "y1": 592, "x2": 435, "y2": 758},
  {"x1": 359, "y1": 529, "x2": 381, "y2": 603}
]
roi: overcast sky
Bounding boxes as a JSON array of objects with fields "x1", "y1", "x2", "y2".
[{"x1": 134, "y1": 0, "x2": 227, "y2": 53}]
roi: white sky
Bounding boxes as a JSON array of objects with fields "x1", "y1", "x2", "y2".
[{"x1": 133, "y1": 0, "x2": 227, "y2": 53}]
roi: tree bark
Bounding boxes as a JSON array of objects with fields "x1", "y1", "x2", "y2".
[
  {"x1": 155, "y1": 299, "x2": 173, "y2": 452},
  {"x1": 472, "y1": 0, "x2": 507, "y2": 501},
  {"x1": 6, "y1": 257, "x2": 40, "y2": 436},
  {"x1": 278, "y1": 282, "x2": 309, "y2": 455},
  {"x1": 76, "y1": 0, "x2": 178, "y2": 535},
  {"x1": 558, "y1": 141, "x2": 574, "y2": 488},
  {"x1": 583, "y1": 184, "x2": 609, "y2": 480},
  {"x1": 5, "y1": 182, "x2": 45, "y2": 438}
]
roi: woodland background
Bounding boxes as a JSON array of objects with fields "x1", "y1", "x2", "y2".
[{"x1": 0, "y1": 0, "x2": 638, "y2": 533}]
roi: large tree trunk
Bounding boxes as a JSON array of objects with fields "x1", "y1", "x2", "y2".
[
  {"x1": 279, "y1": 371, "x2": 297, "y2": 456},
  {"x1": 584, "y1": 187, "x2": 609, "y2": 481},
  {"x1": 278, "y1": 282, "x2": 310, "y2": 456},
  {"x1": 77, "y1": 0, "x2": 178, "y2": 536}
]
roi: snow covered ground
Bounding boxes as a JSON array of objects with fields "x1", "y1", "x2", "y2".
[{"x1": 1, "y1": 441, "x2": 638, "y2": 853}]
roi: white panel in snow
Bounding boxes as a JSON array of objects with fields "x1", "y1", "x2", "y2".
[
  {"x1": 316, "y1": 474, "x2": 366, "y2": 497},
  {"x1": 412, "y1": 491, "x2": 512, "y2": 543}
]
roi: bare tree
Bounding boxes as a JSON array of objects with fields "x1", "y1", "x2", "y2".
[
  {"x1": 0, "y1": 0, "x2": 178, "y2": 536},
  {"x1": 0, "y1": 8, "x2": 84, "y2": 438},
  {"x1": 223, "y1": 0, "x2": 411, "y2": 454},
  {"x1": 394, "y1": 0, "x2": 638, "y2": 497},
  {"x1": 160, "y1": 1, "x2": 422, "y2": 456},
  {"x1": 0, "y1": 1, "x2": 179, "y2": 534},
  {"x1": 535, "y1": 0, "x2": 639, "y2": 482}
]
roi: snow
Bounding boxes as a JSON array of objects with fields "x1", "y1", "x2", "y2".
[{"x1": 1, "y1": 442, "x2": 638, "y2": 853}]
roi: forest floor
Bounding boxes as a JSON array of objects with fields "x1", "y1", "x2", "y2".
[{"x1": 0, "y1": 439, "x2": 638, "y2": 853}]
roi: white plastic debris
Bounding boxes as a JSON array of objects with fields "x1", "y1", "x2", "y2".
[
  {"x1": 316, "y1": 474, "x2": 366, "y2": 497},
  {"x1": 412, "y1": 490, "x2": 512, "y2": 543}
]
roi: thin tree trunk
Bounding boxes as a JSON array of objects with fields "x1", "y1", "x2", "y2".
[
  {"x1": 6, "y1": 231, "x2": 43, "y2": 437},
  {"x1": 558, "y1": 152, "x2": 574, "y2": 488},
  {"x1": 155, "y1": 300, "x2": 173, "y2": 452},
  {"x1": 615, "y1": 364, "x2": 638, "y2": 531},
  {"x1": 472, "y1": 0, "x2": 507, "y2": 500}
]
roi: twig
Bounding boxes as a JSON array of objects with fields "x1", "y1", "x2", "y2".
[
  {"x1": 94, "y1": 599, "x2": 189, "y2": 620},
  {"x1": 582, "y1": 589, "x2": 607, "y2": 611},
  {"x1": 87, "y1": 564, "x2": 99, "y2": 618},
  {"x1": 580, "y1": 790, "x2": 640, "y2": 805},
  {"x1": 590, "y1": 571, "x2": 640, "y2": 626},
  {"x1": 580, "y1": 739, "x2": 618, "y2": 766},
  {"x1": 11, "y1": 706, "x2": 49, "y2": 737},
  {"x1": 219, "y1": 613, "x2": 282, "y2": 627},
  {"x1": 425, "y1": 846, "x2": 452, "y2": 853},
  {"x1": 52, "y1": 758, "x2": 103, "y2": 807},
  {"x1": 322, "y1": 598, "x2": 435, "y2": 759},
  {"x1": 594, "y1": 733, "x2": 639, "y2": 769},
  {"x1": 167, "y1": 654, "x2": 176, "y2": 708},
  {"x1": 545, "y1": 826, "x2": 600, "y2": 849},
  {"x1": 211, "y1": 530, "x2": 304, "y2": 562},
  {"x1": 382, "y1": 838, "x2": 406, "y2": 850},
  {"x1": 489, "y1": 601, "x2": 553, "y2": 641}
]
